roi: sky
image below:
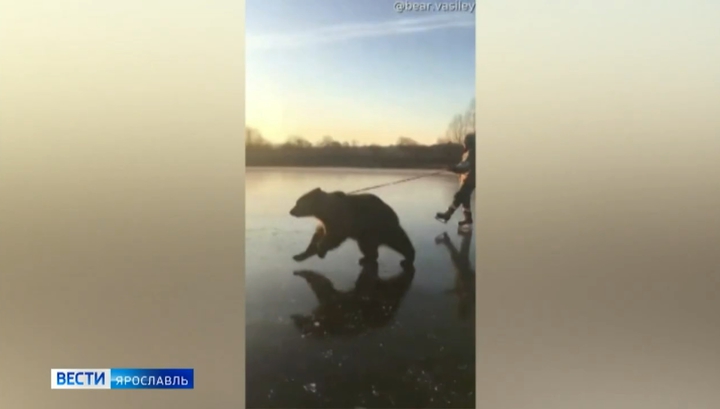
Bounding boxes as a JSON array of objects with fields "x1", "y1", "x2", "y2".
[{"x1": 246, "y1": 0, "x2": 476, "y2": 145}]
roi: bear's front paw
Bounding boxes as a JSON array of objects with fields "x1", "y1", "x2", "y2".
[
  {"x1": 293, "y1": 253, "x2": 310, "y2": 262},
  {"x1": 293, "y1": 270, "x2": 312, "y2": 277}
]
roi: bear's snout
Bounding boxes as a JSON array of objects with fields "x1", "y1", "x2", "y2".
[{"x1": 289, "y1": 207, "x2": 299, "y2": 216}]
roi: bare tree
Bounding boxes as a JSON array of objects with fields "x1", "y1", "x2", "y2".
[
  {"x1": 446, "y1": 114, "x2": 465, "y2": 144},
  {"x1": 463, "y1": 98, "x2": 475, "y2": 134},
  {"x1": 445, "y1": 98, "x2": 476, "y2": 144},
  {"x1": 317, "y1": 135, "x2": 341, "y2": 148},
  {"x1": 396, "y1": 136, "x2": 419, "y2": 146},
  {"x1": 245, "y1": 127, "x2": 271, "y2": 146},
  {"x1": 284, "y1": 135, "x2": 312, "y2": 148}
]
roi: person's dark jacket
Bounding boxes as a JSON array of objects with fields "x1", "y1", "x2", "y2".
[{"x1": 448, "y1": 133, "x2": 476, "y2": 185}]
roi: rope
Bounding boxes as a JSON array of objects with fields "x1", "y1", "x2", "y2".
[{"x1": 347, "y1": 170, "x2": 445, "y2": 194}]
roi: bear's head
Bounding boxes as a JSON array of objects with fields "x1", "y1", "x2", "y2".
[{"x1": 289, "y1": 187, "x2": 326, "y2": 217}]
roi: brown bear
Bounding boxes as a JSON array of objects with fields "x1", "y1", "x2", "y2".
[
  {"x1": 289, "y1": 187, "x2": 415, "y2": 268},
  {"x1": 290, "y1": 263, "x2": 415, "y2": 338}
]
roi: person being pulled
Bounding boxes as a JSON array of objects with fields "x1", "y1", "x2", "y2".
[{"x1": 435, "y1": 132, "x2": 476, "y2": 230}]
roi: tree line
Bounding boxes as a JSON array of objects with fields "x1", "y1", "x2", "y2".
[{"x1": 246, "y1": 98, "x2": 475, "y2": 169}]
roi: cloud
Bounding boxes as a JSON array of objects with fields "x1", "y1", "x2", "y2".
[{"x1": 248, "y1": 14, "x2": 474, "y2": 50}]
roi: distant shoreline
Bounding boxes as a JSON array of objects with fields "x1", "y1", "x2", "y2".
[
  {"x1": 246, "y1": 163, "x2": 444, "y2": 171},
  {"x1": 245, "y1": 143, "x2": 463, "y2": 171}
]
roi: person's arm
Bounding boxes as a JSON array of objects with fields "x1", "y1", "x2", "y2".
[
  {"x1": 447, "y1": 160, "x2": 471, "y2": 174},
  {"x1": 467, "y1": 148, "x2": 476, "y2": 174}
]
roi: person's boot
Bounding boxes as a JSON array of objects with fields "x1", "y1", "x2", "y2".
[
  {"x1": 458, "y1": 209, "x2": 473, "y2": 231},
  {"x1": 435, "y1": 206, "x2": 456, "y2": 223}
]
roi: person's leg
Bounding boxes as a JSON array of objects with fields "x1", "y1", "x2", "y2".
[
  {"x1": 436, "y1": 179, "x2": 471, "y2": 223},
  {"x1": 458, "y1": 185, "x2": 475, "y2": 228},
  {"x1": 436, "y1": 186, "x2": 463, "y2": 222}
]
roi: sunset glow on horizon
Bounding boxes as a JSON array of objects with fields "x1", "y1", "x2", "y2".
[{"x1": 245, "y1": 0, "x2": 476, "y2": 146}]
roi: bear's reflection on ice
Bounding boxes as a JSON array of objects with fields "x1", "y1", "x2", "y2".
[{"x1": 290, "y1": 263, "x2": 415, "y2": 338}]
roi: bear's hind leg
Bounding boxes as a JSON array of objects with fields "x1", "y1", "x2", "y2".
[
  {"x1": 382, "y1": 227, "x2": 416, "y2": 269},
  {"x1": 357, "y1": 236, "x2": 380, "y2": 266}
]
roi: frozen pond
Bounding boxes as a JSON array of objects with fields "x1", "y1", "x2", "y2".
[{"x1": 245, "y1": 167, "x2": 476, "y2": 408}]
